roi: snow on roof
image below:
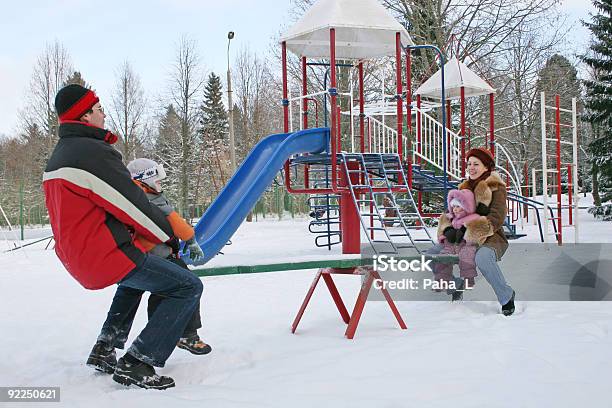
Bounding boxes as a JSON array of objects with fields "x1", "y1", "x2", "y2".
[
  {"x1": 415, "y1": 58, "x2": 495, "y2": 100},
  {"x1": 280, "y1": 0, "x2": 414, "y2": 60}
]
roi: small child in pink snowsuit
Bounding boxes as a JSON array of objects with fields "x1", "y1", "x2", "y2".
[{"x1": 435, "y1": 189, "x2": 483, "y2": 287}]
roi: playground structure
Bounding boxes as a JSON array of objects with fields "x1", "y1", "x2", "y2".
[
  {"x1": 278, "y1": 16, "x2": 581, "y2": 250},
  {"x1": 275, "y1": 0, "x2": 578, "y2": 335}
]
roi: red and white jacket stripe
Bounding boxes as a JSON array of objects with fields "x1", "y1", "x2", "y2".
[{"x1": 43, "y1": 122, "x2": 174, "y2": 289}]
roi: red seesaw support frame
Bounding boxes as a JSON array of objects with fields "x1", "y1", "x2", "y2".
[
  {"x1": 191, "y1": 256, "x2": 456, "y2": 339},
  {"x1": 291, "y1": 266, "x2": 407, "y2": 339}
]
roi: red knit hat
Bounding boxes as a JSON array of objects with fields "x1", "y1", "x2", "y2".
[
  {"x1": 466, "y1": 147, "x2": 495, "y2": 170},
  {"x1": 55, "y1": 84, "x2": 99, "y2": 123}
]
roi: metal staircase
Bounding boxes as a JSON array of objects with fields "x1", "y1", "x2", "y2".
[
  {"x1": 410, "y1": 164, "x2": 459, "y2": 192},
  {"x1": 340, "y1": 153, "x2": 434, "y2": 254},
  {"x1": 306, "y1": 164, "x2": 341, "y2": 249}
]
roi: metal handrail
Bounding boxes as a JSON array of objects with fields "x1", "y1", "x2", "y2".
[
  {"x1": 366, "y1": 115, "x2": 399, "y2": 154},
  {"x1": 412, "y1": 107, "x2": 463, "y2": 180}
]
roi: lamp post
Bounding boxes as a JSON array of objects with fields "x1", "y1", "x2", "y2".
[{"x1": 227, "y1": 31, "x2": 236, "y2": 172}]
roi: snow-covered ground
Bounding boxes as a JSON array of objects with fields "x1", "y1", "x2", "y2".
[{"x1": 1, "y1": 195, "x2": 611, "y2": 407}]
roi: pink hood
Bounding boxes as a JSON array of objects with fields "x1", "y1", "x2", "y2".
[{"x1": 446, "y1": 189, "x2": 480, "y2": 229}]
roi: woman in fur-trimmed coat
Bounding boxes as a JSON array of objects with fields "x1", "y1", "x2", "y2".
[{"x1": 430, "y1": 147, "x2": 515, "y2": 316}]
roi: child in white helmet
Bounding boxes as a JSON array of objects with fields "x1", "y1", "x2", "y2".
[
  {"x1": 127, "y1": 158, "x2": 203, "y2": 259},
  {"x1": 125, "y1": 158, "x2": 210, "y2": 355}
]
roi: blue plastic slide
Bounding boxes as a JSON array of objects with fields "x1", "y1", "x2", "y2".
[{"x1": 185, "y1": 127, "x2": 330, "y2": 265}]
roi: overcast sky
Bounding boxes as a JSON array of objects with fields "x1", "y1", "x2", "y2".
[{"x1": 0, "y1": 0, "x2": 597, "y2": 136}]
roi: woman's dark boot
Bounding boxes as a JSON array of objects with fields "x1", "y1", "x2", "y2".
[{"x1": 502, "y1": 291, "x2": 516, "y2": 316}]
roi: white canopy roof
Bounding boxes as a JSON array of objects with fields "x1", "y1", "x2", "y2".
[
  {"x1": 280, "y1": 0, "x2": 413, "y2": 60},
  {"x1": 415, "y1": 58, "x2": 495, "y2": 100}
]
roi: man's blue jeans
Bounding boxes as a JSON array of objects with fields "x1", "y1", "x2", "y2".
[{"x1": 97, "y1": 254, "x2": 203, "y2": 367}]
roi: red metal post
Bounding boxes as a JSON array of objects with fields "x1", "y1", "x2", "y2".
[
  {"x1": 406, "y1": 49, "x2": 412, "y2": 132},
  {"x1": 281, "y1": 49, "x2": 331, "y2": 195},
  {"x1": 302, "y1": 56, "x2": 309, "y2": 189},
  {"x1": 282, "y1": 42, "x2": 289, "y2": 133},
  {"x1": 291, "y1": 270, "x2": 322, "y2": 333},
  {"x1": 568, "y1": 164, "x2": 573, "y2": 226},
  {"x1": 460, "y1": 87, "x2": 466, "y2": 176},
  {"x1": 417, "y1": 94, "x2": 422, "y2": 165},
  {"x1": 359, "y1": 62, "x2": 365, "y2": 153},
  {"x1": 370, "y1": 269, "x2": 407, "y2": 332},
  {"x1": 556, "y1": 94, "x2": 562, "y2": 245},
  {"x1": 406, "y1": 48, "x2": 413, "y2": 188},
  {"x1": 340, "y1": 161, "x2": 361, "y2": 254},
  {"x1": 302, "y1": 57, "x2": 308, "y2": 130},
  {"x1": 345, "y1": 268, "x2": 407, "y2": 339},
  {"x1": 330, "y1": 29, "x2": 338, "y2": 191},
  {"x1": 489, "y1": 93, "x2": 495, "y2": 157},
  {"x1": 506, "y1": 161, "x2": 516, "y2": 222},
  {"x1": 344, "y1": 272, "x2": 373, "y2": 339},
  {"x1": 322, "y1": 274, "x2": 351, "y2": 323},
  {"x1": 282, "y1": 42, "x2": 292, "y2": 192},
  {"x1": 290, "y1": 268, "x2": 351, "y2": 333},
  {"x1": 396, "y1": 32, "x2": 403, "y2": 158},
  {"x1": 524, "y1": 161, "x2": 529, "y2": 222}
]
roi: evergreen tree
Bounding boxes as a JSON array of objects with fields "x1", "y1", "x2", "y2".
[
  {"x1": 581, "y1": 0, "x2": 612, "y2": 213},
  {"x1": 198, "y1": 72, "x2": 230, "y2": 198},
  {"x1": 199, "y1": 72, "x2": 228, "y2": 142},
  {"x1": 534, "y1": 54, "x2": 582, "y2": 190},
  {"x1": 64, "y1": 71, "x2": 88, "y2": 88},
  {"x1": 536, "y1": 55, "x2": 581, "y2": 103},
  {"x1": 154, "y1": 105, "x2": 182, "y2": 206}
]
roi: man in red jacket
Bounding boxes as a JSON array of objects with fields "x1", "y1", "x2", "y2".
[{"x1": 43, "y1": 84, "x2": 203, "y2": 390}]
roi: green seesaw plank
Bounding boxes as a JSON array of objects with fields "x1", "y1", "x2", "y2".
[{"x1": 190, "y1": 255, "x2": 458, "y2": 277}]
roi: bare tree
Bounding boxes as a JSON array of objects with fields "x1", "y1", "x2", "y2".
[
  {"x1": 21, "y1": 40, "x2": 74, "y2": 157},
  {"x1": 167, "y1": 35, "x2": 206, "y2": 216},
  {"x1": 108, "y1": 61, "x2": 147, "y2": 162},
  {"x1": 234, "y1": 46, "x2": 281, "y2": 158},
  {"x1": 484, "y1": 17, "x2": 568, "y2": 171},
  {"x1": 10, "y1": 41, "x2": 74, "y2": 226},
  {"x1": 232, "y1": 46, "x2": 284, "y2": 220}
]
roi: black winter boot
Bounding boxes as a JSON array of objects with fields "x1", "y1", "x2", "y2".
[
  {"x1": 448, "y1": 278, "x2": 465, "y2": 302},
  {"x1": 502, "y1": 291, "x2": 516, "y2": 316},
  {"x1": 112, "y1": 354, "x2": 175, "y2": 390},
  {"x1": 86, "y1": 341, "x2": 116, "y2": 374}
]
